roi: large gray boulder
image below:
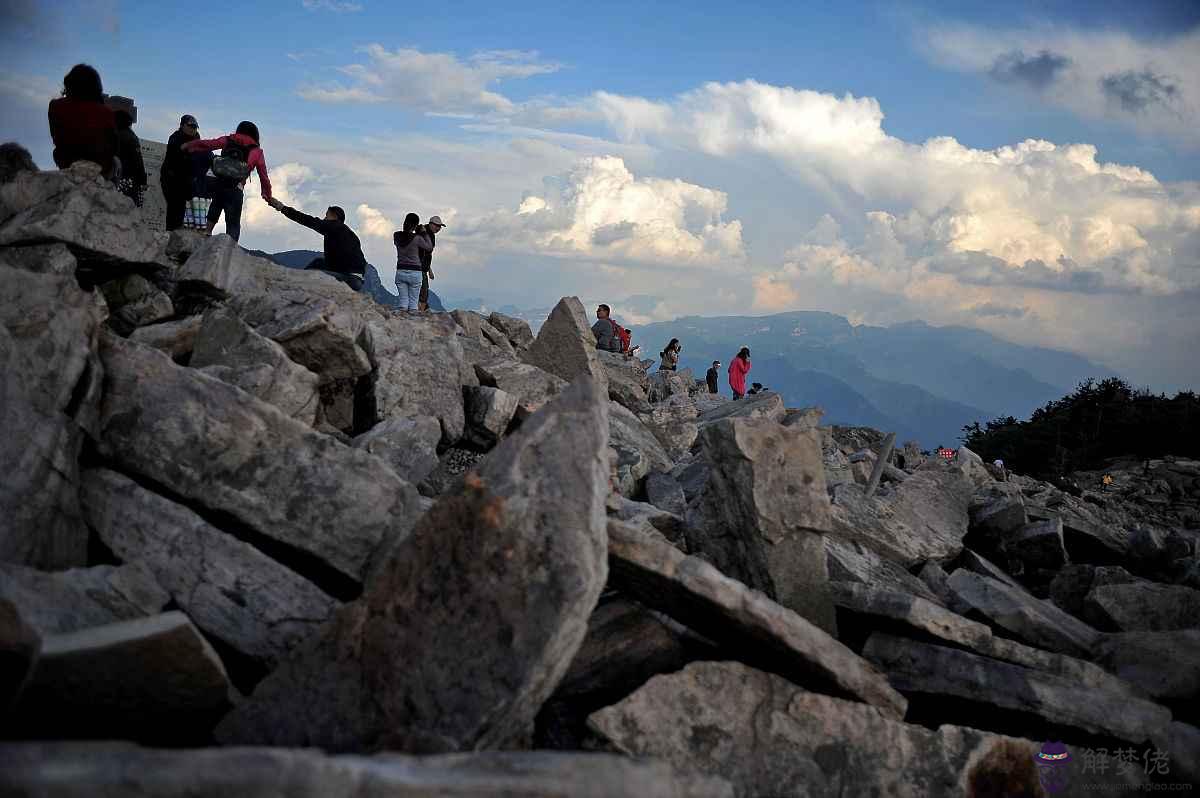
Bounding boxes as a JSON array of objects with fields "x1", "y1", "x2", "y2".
[
  {"x1": 947, "y1": 569, "x2": 1102, "y2": 657},
  {"x1": 863, "y1": 633, "x2": 1171, "y2": 746},
  {"x1": 644, "y1": 472, "x2": 686, "y2": 517},
  {"x1": 640, "y1": 393, "x2": 700, "y2": 461},
  {"x1": 686, "y1": 418, "x2": 836, "y2": 633},
  {"x1": 1084, "y1": 581, "x2": 1200, "y2": 632},
  {"x1": 351, "y1": 415, "x2": 442, "y2": 485},
  {"x1": 0, "y1": 162, "x2": 166, "y2": 264},
  {"x1": 828, "y1": 463, "x2": 973, "y2": 567},
  {"x1": 825, "y1": 535, "x2": 945, "y2": 605},
  {"x1": 364, "y1": 311, "x2": 468, "y2": 445},
  {"x1": 0, "y1": 241, "x2": 78, "y2": 275},
  {"x1": 0, "y1": 263, "x2": 105, "y2": 568},
  {"x1": 646, "y1": 368, "x2": 697, "y2": 404},
  {"x1": 521, "y1": 297, "x2": 606, "y2": 387},
  {"x1": 99, "y1": 273, "x2": 174, "y2": 333},
  {"x1": 13, "y1": 612, "x2": 232, "y2": 742},
  {"x1": 488, "y1": 310, "x2": 534, "y2": 350},
  {"x1": 95, "y1": 334, "x2": 422, "y2": 585},
  {"x1": 0, "y1": 743, "x2": 734, "y2": 798},
  {"x1": 694, "y1": 390, "x2": 784, "y2": 427},
  {"x1": 463, "y1": 385, "x2": 518, "y2": 450},
  {"x1": 191, "y1": 306, "x2": 321, "y2": 426},
  {"x1": 451, "y1": 310, "x2": 517, "y2": 359},
  {"x1": 129, "y1": 316, "x2": 203, "y2": 360},
  {"x1": 474, "y1": 360, "x2": 566, "y2": 419},
  {"x1": 829, "y1": 582, "x2": 992, "y2": 650},
  {"x1": 589, "y1": 660, "x2": 1112, "y2": 798},
  {"x1": 217, "y1": 378, "x2": 611, "y2": 753},
  {"x1": 80, "y1": 468, "x2": 338, "y2": 669},
  {"x1": 596, "y1": 349, "x2": 651, "y2": 414},
  {"x1": 1089, "y1": 630, "x2": 1200, "y2": 704},
  {"x1": 609, "y1": 401, "x2": 673, "y2": 497},
  {"x1": 0, "y1": 562, "x2": 168, "y2": 636},
  {"x1": 606, "y1": 519, "x2": 906, "y2": 719}
]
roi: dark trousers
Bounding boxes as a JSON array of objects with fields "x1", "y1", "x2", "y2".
[
  {"x1": 164, "y1": 185, "x2": 189, "y2": 231},
  {"x1": 305, "y1": 258, "x2": 364, "y2": 292},
  {"x1": 208, "y1": 182, "x2": 244, "y2": 240},
  {"x1": 419, "y1": 270, "x2": 430, "y2": 307}
]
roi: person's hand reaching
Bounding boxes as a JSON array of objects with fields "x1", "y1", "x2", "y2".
[
  {"x1": 429, "y1": 270, "x2": 436, "y2": 280},
  {"x1": 267, "y1": 197, "x2": 283, "y2": 211}
]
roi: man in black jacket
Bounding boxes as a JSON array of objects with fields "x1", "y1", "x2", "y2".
[
  {"x1": 706, "y1": 361, "x2": 720, "y2": 394},
  {"x1": 417, "y1": 215, "x2": 444, "y2": 311},
  {"x1": 161, "y1": 115, "x2": 199, "y2": 230},
  {"x1": 268, "y1": 199, "x2": 366, "y2": 291}
]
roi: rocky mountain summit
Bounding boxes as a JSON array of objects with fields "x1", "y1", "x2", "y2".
[{"x1": 1, "y1": 163, "x2": 1197, "y2": 795}]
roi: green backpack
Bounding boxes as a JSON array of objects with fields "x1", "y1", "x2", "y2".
[{"x1": 211, "y1": 137, "x2": 255, "y2": 181}]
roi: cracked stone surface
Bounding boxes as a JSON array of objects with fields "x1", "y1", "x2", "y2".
[{"x1": 0, "y1": 561, "x2": 168, "y2": 636}]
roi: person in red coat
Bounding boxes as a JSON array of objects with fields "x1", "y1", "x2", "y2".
[
  {"x1": 47, "y1": 64, "x2": 117, "y2": 179},
  {"x1": 728, "y1": 347, "x2": 751, "y2": 400}
]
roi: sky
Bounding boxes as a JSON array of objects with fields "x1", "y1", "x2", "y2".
[{"x1": 2, "y1": 0, "x2": 1198, "y2": 393}]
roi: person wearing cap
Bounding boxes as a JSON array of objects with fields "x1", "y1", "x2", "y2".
[
  {"x1": 417, "y1": 215, "x2": 445, "y2": 311},
  {"x1": 267, "y1": 198, "x2": 367, "y2": 292},
  {"x1": 161, "y1": 114, "x2": 200, "y2": 230},
  {"x1": 706, "y1": 360, "x2": 721, "y2": 394}
]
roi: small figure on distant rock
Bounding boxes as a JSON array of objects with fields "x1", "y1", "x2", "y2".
[
  {"x1": 47, "y1": 64, "x2": 118, "y2": 179},
  {"x1": 592, "y1": 304, "x2": 631, "y2": 354},
  {"x1": 658, "y1": 338, "x2": 681, "y2": 371},
  {"x1": 1102, "y1": 473, "x2": 1114, "y2": 492},
  {"x1": 268, "y1": 199, "x2": 367, "y2": 292},
  {"x1": 706, "y1": 360, "x2": 721, "y2": 394},
  {"x1": 112, "y1": 109, "x2": 147, "y2": 206},
  {"x1": 417, "y1": 215, "x2": 445, "y2": 311},
  {"x1": 183, "y1": 120, "x2": 273, "y2": 241},
  {"x1": 748, "y1": 382, "x2": 766, "y2": 395},
  {"x1": 393, "y1": 213, "x2": 433, "y2": 311},
  {"x1": 0, "y1": 142, "x2": 37, "y2": 184},
  {"x1": 992, "y1": 458, "x2": 1007, "y2": 481},
  {"x1": 728, "y1": 347, "x2": 751, "y2": 400},
  {"x1": 161, "y1": 115, "x2": 200, "y2": 230}
]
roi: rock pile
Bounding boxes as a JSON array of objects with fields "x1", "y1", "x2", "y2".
[{"x1": 1, "y1": 165, "x2": 1196, "y2": 795}]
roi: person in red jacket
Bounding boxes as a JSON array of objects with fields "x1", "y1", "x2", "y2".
[
  {"x1": 47, "y1": 64, "x2": 117, "y2": 179},
  {"x1": 183, "y1": 120, "x2": 272, "y2": 241},
  {"x1": 728, "y1": 346, "x2": 751, "y2": 400}
]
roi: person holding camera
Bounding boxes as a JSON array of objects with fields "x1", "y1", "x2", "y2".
[
  {"x1": 417, "y1": 215, "x2": 445, "y2": 311},
  {"x1": 393, "y1": 213, "x2": 433, "y2": 311},
  {"x1": 659, "y1": 338, "x2": 681, "y2": 371}
]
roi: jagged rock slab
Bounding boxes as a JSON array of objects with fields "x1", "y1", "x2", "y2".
[
  {"x1": 0, "y1": 743, "x2": 734, "y2": 798},
  {"x1": 947, "y1": 569, "x2": 1102, "y2": 657},
  {"x1": 917, "y1": 560, "x2": 972, "y2": 613},
  {"x1": 609, "y1": 401, "x2": 672, "y2": 497},
  {"x1": 828, "y1": 463, "x2": 973, "y2": 567},
  {"x1": 1092, "y1": 630, "x2": 1200, "y2": 704},
  {"x1": 972, "y1": 633, "x2": 1146, "y2": 700},
  {"x1": 99, "y1": 273, "x2": 174, "y2": 332},
  {"x1": 958, "y1": 547, "x2": 1023, "y2": 588},
  {"x1": 352, "y1": 415, "x2": 442, "y2": 485},
  {"x1": 687, "y1": 418, "x2": 836, "y2": 633},
  {"x1": 1084, "y1": 581, "x2": 1200, "y2": 632},
  {"x1": 0, "y1": 162, "x2": 165, "y2": 263},
  {"x1": 80, "y1": 468, "x2": 338, "y2": 669},
  {"x1": 781, "y1": 406, "x2": 823, "y2": 429},
  {"x1": 644, "y1": 471, "x2": 686, "y2": 517},
  {"x1": 0, "y1": 597, "x2": 39, "y2": 711},
  {"x1": 452, "y1": 310, "x2": 517, "y2": 360},
  {"x1": 521, "y1": 296, "x2": 606, "y2": 387},
  {"x1": 694, "y1": 390, "x2": 784, "y2": 428},
  {"x1": 13, "y1": 612, "x2": 232, "y2": 741},
  {"x1": 474, "y1": 360, "x2": 566, "y2": 419},
  {"x1": 607, "y1": 498, "x2": 689, "y2": 550},
  {"x1": 217, "y1": 378, "x2": 611, "y2": 753},
  {"x1": 164, "y1": 229, "x2": 207, "y2": 262},
  {"x1": 596, "y1": 349, "x2": 651, "y2": 414},
  {"x1": 968, "y1": 487, "x2": 1028, "y2": 538},
  {"x1": 364, "y1": 311, "x2": 468, "y2": 445},
  {"x1": 1049, "y1": 564, "x2": 1142, "y2": 622},
  {"x1": 640, "y1": 393, "x2": 700, "y2": 461},
  {"x1": 863, "y1": 633, "x2": 1171, "y2": 746},
  {"x1": 589, "y1": 660, "x2": 1104, "y2": 798},
  {"x1": 191, "y1": 306, "x2": 321, "y2": 426},
  {"x1": 0, "y1": 264, "x2": 105, "y2": 568},
  {"x1": 0, "y1": 241, "x2": 78, "y2": 275},
  {"x1": 463, "y1": 385, "x2": 518, "y2": 449},
  {"x1": 830, "y1": 582, "x2": 992, "y2": 650},
  {"x1": 129, "y1": 315, "x2": 203, "y2": 360},
  {"x1": 606, "y1": 519, "x2": 906, "y2": 718},
  {"x1": 488, "y1": 310, "x2": 534, "y2": 351},
  {"x1": 826, "y1": 535, "x2": 945, "y2": 606},
  {"x1": 0, "y1": 562, "x2": 168, "y2": 636},
  {"x1": 96, "y1": 334, "x2": 422, "y2": 584}
]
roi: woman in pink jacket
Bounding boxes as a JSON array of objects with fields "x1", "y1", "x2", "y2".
[
  {"x1": 728, "y1": 347, "x2": 751, "y2": 399},
  {"x1": 183, "y1": 120, "x2": 272, "y2": 242}
]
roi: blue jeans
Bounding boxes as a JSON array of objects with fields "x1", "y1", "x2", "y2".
[
  {"x1": 208, "y1": 181, "x2": 244, "y2": 241},
  {"x1": 395, "y1": 269, "x2": 423, "y2": 310}
]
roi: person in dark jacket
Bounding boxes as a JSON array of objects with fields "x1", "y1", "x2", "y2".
[
  {"x1": 161, "y1": 115, "x2": 200, "y2": 229},
  {"x1": 268, "y1": 199, "x2": 366, "y2": 291},
  {"x1": 112, "y1": 110, "x2": 146, "y2": 205},
  {"x1": 706, "y1": 361, "x2": 720, "y2": 394},
  {"x1": 417, "y1": 215, "x2": 445, "y2": 311},
  {"x1": 47, "y1": 64, "x2": 117, "y2": 178}
]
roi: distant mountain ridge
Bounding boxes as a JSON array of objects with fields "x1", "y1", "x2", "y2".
[{"x1": 250, "y1": 249, "x2": 445, "y2": 312}]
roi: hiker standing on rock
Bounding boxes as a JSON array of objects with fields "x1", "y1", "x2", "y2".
[
  {"x1": 161, "y1": 115, "x2": 200, "y2": 230},
  {"x1": 47, "y1": 64, "x2": 118, "y2": 180},
  {"x1": 659, "y1": 339, "x2": 681, "y2": 371},
  {"x1": 393, "y1": 213, "x2": 432, "y2": 311},
  {"x1": 268, "y1": 200, "x2": 367, "y2": 292},
  {"x1": 417, "y1": 216, "x2": 445, "y2": 311},
  {"x1": 183, "y1": 121, "x2": 272, "y2": 242},
  {"x1": 706, "y1": 360, "x2": 720, "y2": 394},
  {"x1": 729, "y1": 347, "x2": 751, "y2": 400}
]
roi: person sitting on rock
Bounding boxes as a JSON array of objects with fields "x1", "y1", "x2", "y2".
[
  {"x1": 706, "y1": 360, "x2": 720, "y2": 394},
  {"x1": 728, "y1": 347, "x2": 751, "y2": 400},
  {"x1": 267, "y1": 199, "x2": 366, "y2": 292},
  {"x1": 658, "y1": 338, "x2": 681, "y2": 371},
  {"x1": 592, "y1": 304, "x2": 623, "y2": 352},
  {"x1": 747, "y1": 382, "x2": 766, "y2": 395},
  {"x1": 47, "y1": 64, "x2": 118, "y2": 179}
]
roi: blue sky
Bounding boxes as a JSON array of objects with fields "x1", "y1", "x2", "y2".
[{"x1": 2, "y1": 0, "x2": 1198, "y2": 391}]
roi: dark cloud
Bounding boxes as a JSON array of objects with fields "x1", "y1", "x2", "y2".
[
  {"x1": 968, "y1": 302, "x2": 1029, "y2": 319},
  {"x1": 989, "y1": 50, "x2": 1071, "y2": 91},
  {"x1": 929, "y1": 252, "x2": 1118, "y2": 294},
  {"x1": 1100, "y1": 69, "x2": 1181, "y2": 113},
  {"x1": 591, "y1": 221, "x2": 637, "y2": 245}
]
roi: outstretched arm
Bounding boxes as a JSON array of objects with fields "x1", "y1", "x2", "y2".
[
  {"x1": 270, "y1": 200, "x2": 327, "y2": 233},
  {"x1": 182, "y1": 135, "x2": 228, "y2": 154}
]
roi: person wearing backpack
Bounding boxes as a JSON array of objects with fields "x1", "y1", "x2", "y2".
[
  {"x1": 592, "y1": 304, "x2": 631, "y2": 353},
  {"x1": 658, "y1": 338, "x2": 681, "y2": 371},
  {"x1": 267, "y1": 199, "x2": 367, "y2": 292},
  {"x1": 182, "y1": 120, "x2": 272, "y2": 241},
  {"x1": 728, "y1": 347, "x2": 751, "y2": 400}
]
